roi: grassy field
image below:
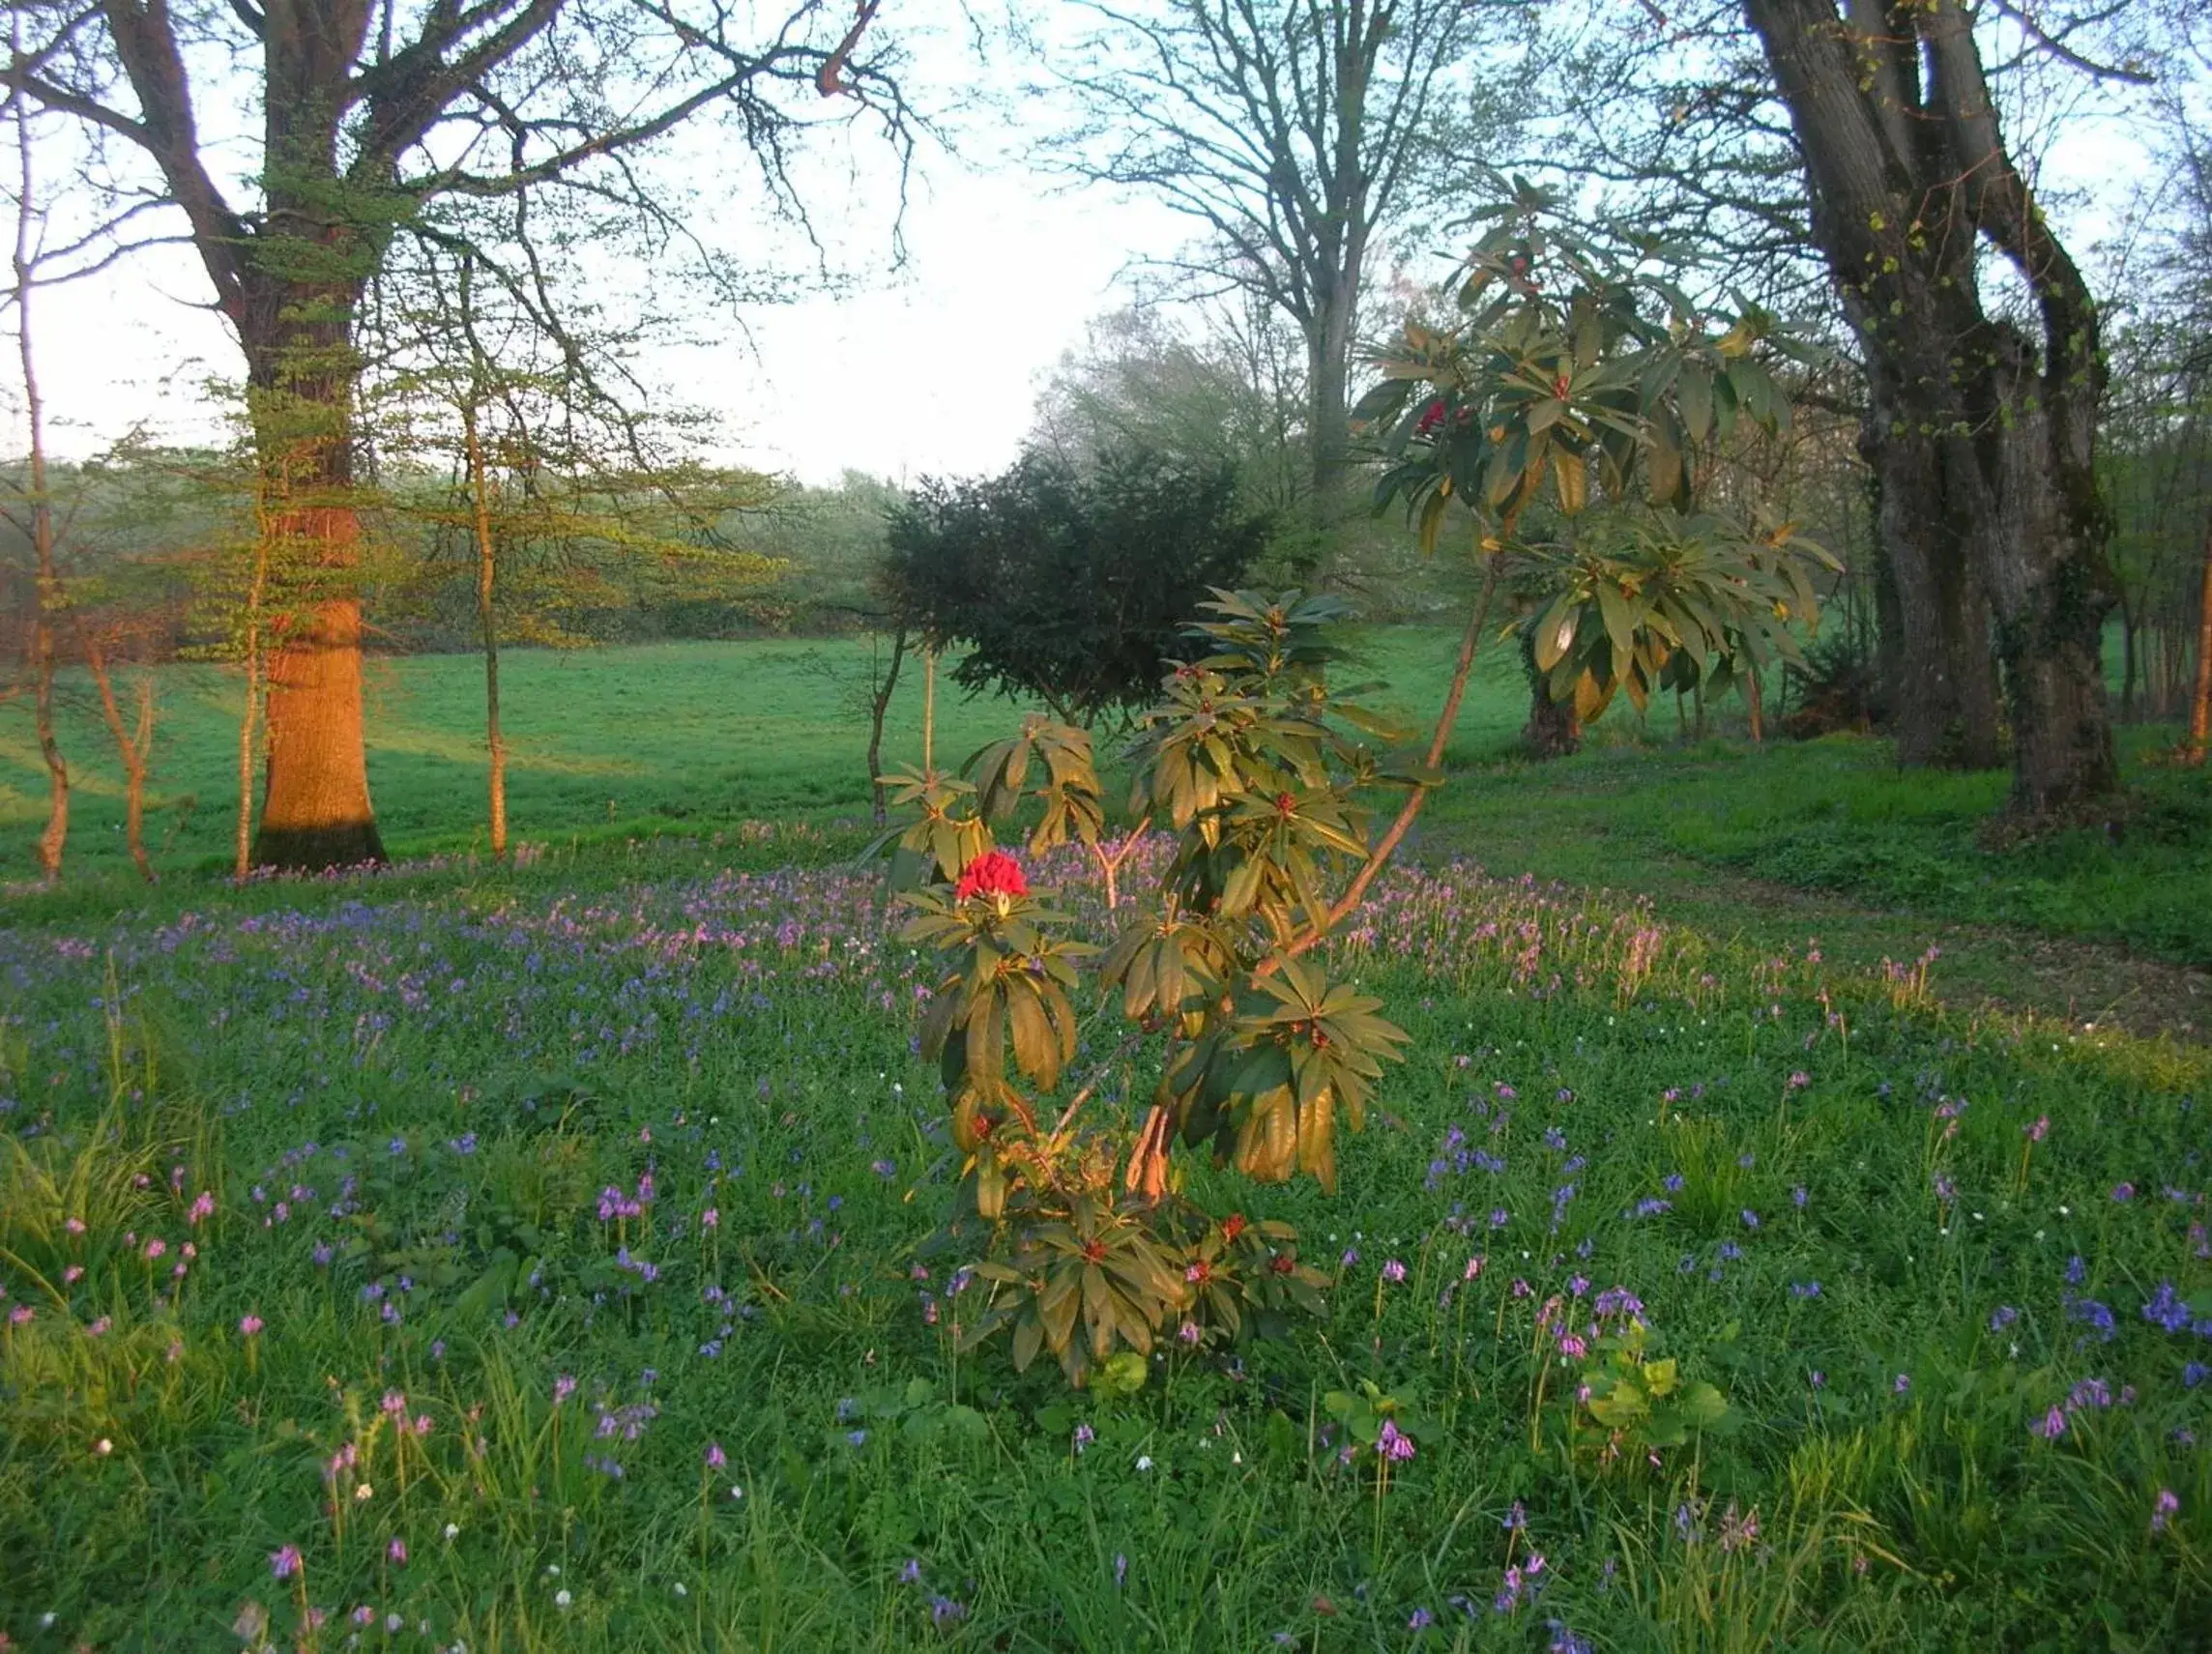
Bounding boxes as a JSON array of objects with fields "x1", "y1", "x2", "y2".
[
  {"x1": 1, "y1": 631, "x2": 2210, "y2": 1649},
  {"x1": 8, "y1": 631, "x2": 2209, "y2": 1015},
  {"x1": 2, "y1": 820, "x2": 2209, "y2": 1650}
]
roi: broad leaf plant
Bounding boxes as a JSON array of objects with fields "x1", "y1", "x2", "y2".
[
  {"x1": 882, "y1": 593, "x2": 1412, "y2": 1386},
  {"x1": 1355, "y1": 184, "x2": 1840, "y2": 727}
]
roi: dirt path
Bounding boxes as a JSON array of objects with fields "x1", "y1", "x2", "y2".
[{"x1": 1421, "y1": 827, "x2": 2209, "y2": 1043}]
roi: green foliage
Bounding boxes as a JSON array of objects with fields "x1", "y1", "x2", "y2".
[
  {"x1": 2, "y1": 769, "x2": 2211, "y2": 1647},
  {"x1": 1572, "y1": 1316, "x2": 1730, "y2": 1465},
  {"x1": 1322, "y1": 1378, "x2": 1438, "y2": 1457},
  {"x1": 881, "y1": 448, "x2": 1271, "y2": 723},
  {"x1": 889, "y1": 591, "x2": 1415, "y2": 1385},
  {"x1": 1358, "y1": 184, "x2": 1839, "y2": 727},
  {"x1": 1519, "y1": 508, "x2": 1833, "y2": 723}
]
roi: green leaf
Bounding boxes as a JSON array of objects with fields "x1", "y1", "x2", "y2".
[
  {"x1": 1678, "y1": 1381, "x2": 1729, "y2": 1427},
  {"x1": 1676, "y1": 363, "x2": 1714, "y2": 444},
  {"x1": 1596, "y1": 580, "x2": 1636, "y2": 661}
]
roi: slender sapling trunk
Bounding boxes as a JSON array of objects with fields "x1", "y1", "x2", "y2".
[
  {"x1": 2188, "y1": 520, "x2": 2212, "y2": 767},
  {"x1": 865, "y1": 624, "x2": 907, "y2": 824},
  {"x1": 85, "y1": 636, "x2": 157, "y2": 882},
  {"x1": 464, "y1": 404, "x2": 508, "y2": 856},
  {"x1": 14, "y1": 89, "x2": 66, "y2": 882}
]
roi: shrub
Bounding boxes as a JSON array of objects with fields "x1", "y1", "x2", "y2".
[
  {"x1": 881, "y1": 448, "x2": 1270, "y2": 724},
  {"x1": 882, "y1": 591, "x2": 1419, "y2": 1385}
]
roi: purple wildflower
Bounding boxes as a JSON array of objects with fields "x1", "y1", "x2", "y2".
[{"x1": 2152, "y1": 1490, "x2": 2179, "y2": 1534}]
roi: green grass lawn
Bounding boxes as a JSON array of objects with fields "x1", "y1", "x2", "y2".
[
  {"x1": 20, "y1": 625, "x2": 2207, "y2": 1034},
  {"x1": 2, "y1": 639, "x2": 1051, "y2": 880},
  {"x1": 4, "y1": 632, "x2": 2211, "y2": 1650},
  {"x1": 2, "y1": 835, "x2": 2208, "y2": 1651},
  {"x1": 11, "y1": 632, "x2": 2204, "y2": 961}
]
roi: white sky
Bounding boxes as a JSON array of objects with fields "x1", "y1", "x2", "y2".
[
  {"x1": 25, "y1": 143, "x2": 1192, "y2": 487},
  {"x1": 7, "y1": 7, "x2": 2177, "y2": 489}
]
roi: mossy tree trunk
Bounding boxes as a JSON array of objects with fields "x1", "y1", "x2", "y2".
[{"x1": 1748, "y1": 0, "x2": 2117, "y2": 812}]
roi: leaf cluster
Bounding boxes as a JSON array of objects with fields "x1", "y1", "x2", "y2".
[
  {"x1": 1356, "y1": 185, "x2": 1837, "y2": 720},
  {"x1": 1572, "y1": 1318, "x2": 1731, "y2": 1469}
]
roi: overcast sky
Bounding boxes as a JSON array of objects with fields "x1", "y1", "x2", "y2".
[
  {"x1": 6, "y1": 6, "x2": 2175, "y2": 489},
  {"x1": 25, "y1": 131, "x2": 1191, "y2": 487}
]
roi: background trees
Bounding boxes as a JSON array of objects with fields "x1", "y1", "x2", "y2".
[
  {"x1": 8, "y1": 0, "x2": 2212, "y2": 885},
  {"x1": 1047, "y1": 0, "x2": 1511, "y2": 527},
  {"x1": 2, "y1": 0, "x2": 905, "y2": 868}
]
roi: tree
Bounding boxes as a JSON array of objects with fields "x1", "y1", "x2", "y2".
[
  {"x1": 883, "y1": 593, "x2": 1412, "y2": 1386},
  {"x1": 2, "y1": 0, "x2": 902, "y2": 869},
  {"x1": 1502, "y1": 508, "x2": 1834, "y2": 757},
  {"x1": 1359, "y1": 191, "x2": 1836, "y2": 761},
  {"x1": 881, "y1": 447, "x2": 1271, "y2": 724},
  {"x1": 1049, "y1": 0, "x2": 1501, "y2": 519},
  {"x1": 5, "y1": 69, "x2": 66, "y2": 881},
  {"x1": 376, "y1": 249, "x2": 784, "y2": 856},
  {"x1": 80, "y1": 629, "x2": 159, "y2": 883},
  {"x1": 1032, "y1": 299, "x2": 1309, "y2": 527},
  {"x1": 1742, "y1": 0, "x2": 2123, "y2": 812}
]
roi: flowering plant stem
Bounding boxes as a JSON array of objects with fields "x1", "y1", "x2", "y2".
[{"x1": 1272, "y1": 550, "x2": 1503, "y2": 970}]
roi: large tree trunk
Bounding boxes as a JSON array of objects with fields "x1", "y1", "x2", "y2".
[
  {"x1": 255, "y1": 582, "x2": 383, "y2": 869},
  {"x1": 1862, "y1": 422, "x2": 2002, "y2": 766},
  {"x1": 1746, "y1": 0, "x2": 2115, "y2": 812},
  {"x1": 1981, "y1": 336, "x2": 2117, "y2": 811},
  {"x1": 241, "y1": 271, "x2": 386, "y2": 871},
  {"x1": 1922, "y1": 6, "x2": 2116, "y2": 813},
  {"x1": 1306, "y1": 316, "x2": 1351, "y2": 516}
]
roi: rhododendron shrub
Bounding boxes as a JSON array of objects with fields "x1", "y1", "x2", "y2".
[{"x1": 881, "y1": 592, "x2": 1419, "y2": 1385}]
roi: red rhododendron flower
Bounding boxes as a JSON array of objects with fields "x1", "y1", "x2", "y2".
[
  {"x1": 953, "y1": 850, "x2": 1028, "y2": 903},
  {"x1": 1415, "y1": 397, "x2": 1447, "y2": 435}
]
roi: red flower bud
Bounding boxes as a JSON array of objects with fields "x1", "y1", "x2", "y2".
[{"x1": 953, "y1": 850, "x2": 1028, "y2": 904}]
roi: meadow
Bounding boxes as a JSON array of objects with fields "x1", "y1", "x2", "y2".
[
  {"x1": 9, "y1": 631, "x2": 2209, "y2": 980},
  {"x1": 2, "y1": 635, "x2": 2210, "y2": 1651}
]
